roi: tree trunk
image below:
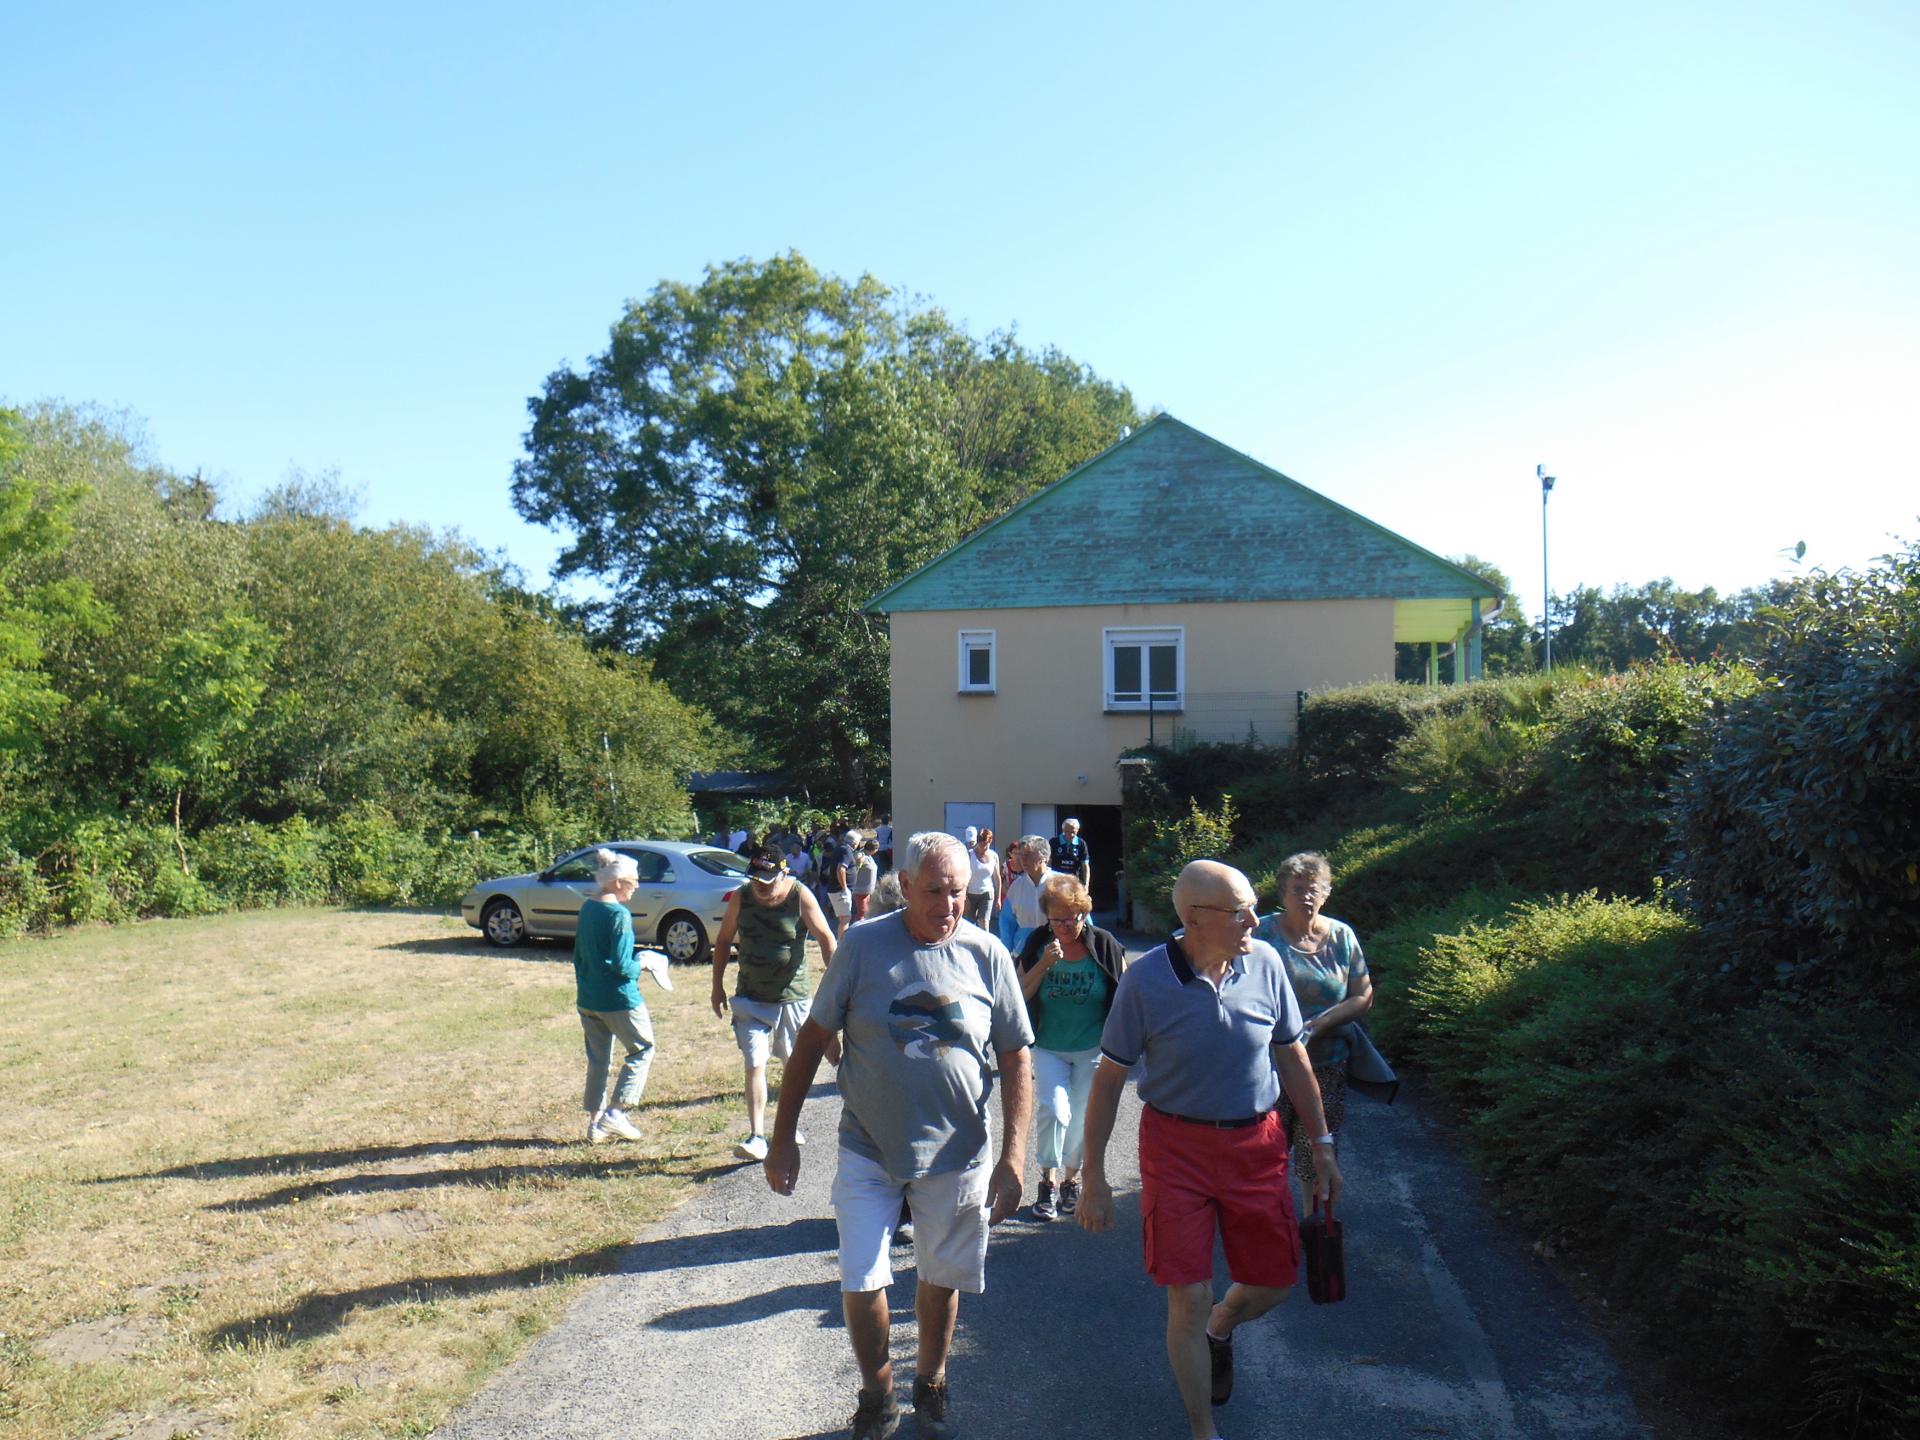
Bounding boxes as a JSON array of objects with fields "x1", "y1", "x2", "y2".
[{"x1": 173, "y1": 789, "x2": 190, "y2": 876}]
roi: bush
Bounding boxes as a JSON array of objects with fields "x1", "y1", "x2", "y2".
[
  {"x1": 1126, "y1": 795, "x2": 1238, "y2": 924},
  {"x1": 194, "y1": 818, "x2": 332, "y2": 908},
  {"x1": 1390, "y1": 892, "x2": 1920, "y2": 1437},
  {"x1": 1667, "y1": 543, "x2": 1920, "y2": 1003}
]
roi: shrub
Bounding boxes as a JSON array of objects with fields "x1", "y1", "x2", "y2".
[
  {"x1": 1126, "y1": 795, "x2": 1238, "y2": 924},
  {"x1": 1524, "y1": 662, "x2": 1757, "y2": 897},
  {"x1": 194, "y1": 818, "x2": 332, "y2": 908},
  {"x1": 1666, "y1": 542, "x2": 1920, "y2": 1004}
]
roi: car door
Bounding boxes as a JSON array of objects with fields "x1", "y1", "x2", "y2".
[
  {"x1": 525, "y1": 849, "x2": 597, "y2": 936},
  {"x1": 620, "y1": 847, "x2": 676, "y2": 938}
]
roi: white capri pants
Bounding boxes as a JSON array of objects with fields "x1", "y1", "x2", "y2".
[{"x1": 1031, "y1": 1044, "x2": 1102, "y2": 1171}]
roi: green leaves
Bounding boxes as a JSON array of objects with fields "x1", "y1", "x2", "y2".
[{"x1": 512, "y1": 252, "x2": 1138, "y2": 800}]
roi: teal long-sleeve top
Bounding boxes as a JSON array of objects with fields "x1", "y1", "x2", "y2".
[{"x1": 573, "y1": 899, "x2": 641, "y2": 1011}]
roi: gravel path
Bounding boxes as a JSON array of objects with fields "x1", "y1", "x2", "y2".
[{"x1": 438, "y1": 940, "x2": 1650, "y2": 1440}]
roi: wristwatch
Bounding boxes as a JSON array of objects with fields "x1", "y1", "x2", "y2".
[{"x1": 1310, "y1": 1133, "x2": 1336, "y2": 1147}]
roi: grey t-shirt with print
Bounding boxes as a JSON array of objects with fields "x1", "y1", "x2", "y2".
[{"x1": 810, "y1": 911, "x2": 1034, "y2": 1179}]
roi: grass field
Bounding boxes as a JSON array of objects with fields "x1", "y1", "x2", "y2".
[{"x1": 0, "y1": 907, "x2": 781, "y2": 1439}]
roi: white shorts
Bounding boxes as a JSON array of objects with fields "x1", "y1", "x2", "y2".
[
  {"x1": 831, "y1": 1144, "x2": 991, "y2": 1294},
  {"x1": 829, "y1": 890, "x2": 852, "y2": 918},
  {"x1": 729, "y1": 996, "x2": 810, "y2": 1068}
]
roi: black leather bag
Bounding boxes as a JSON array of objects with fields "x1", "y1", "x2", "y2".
[{"x1": 1299, "y1": 1199, "x2": 1347, "y2": 1304}]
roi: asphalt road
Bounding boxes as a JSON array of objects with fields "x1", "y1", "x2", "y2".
[{"x1": 438, "y1": 949, "x2": 1649, "y2": 1440}]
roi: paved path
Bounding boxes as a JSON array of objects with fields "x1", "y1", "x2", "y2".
[{"x1": 439, "y1": 957, "x2": 1649, "y2": 1440}]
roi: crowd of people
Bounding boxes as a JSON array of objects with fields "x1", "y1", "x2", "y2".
[{"x1": 567, "y1": 820, "x2": 1372, "y2": 1440}]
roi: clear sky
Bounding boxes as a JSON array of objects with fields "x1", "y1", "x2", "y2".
[{"x1": 6, "y1": 0, "x2": 1916, "y2": 621}]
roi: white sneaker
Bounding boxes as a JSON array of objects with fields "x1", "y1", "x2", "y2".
[
  {"x1": 795, "y1": 1130, "x2": 807, "y2": 1146},
  {"x1": 599, "y1": 1108, "x2": 642, "y2": 1141},
  {"x1": 588, "y1": 1114, "x2": 612, "y2": 1145},
  {"x1": 734, "y1": 1134, "x2": 769, "y2": 1161},
  {"x1": 636, "y1": 949, "x2": 674, "y2": 991}
]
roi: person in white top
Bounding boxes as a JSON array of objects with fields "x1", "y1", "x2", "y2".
[
  {"x1": 964, "y1": 826, "x2": 999, "y2": 931},
  {"x1": 1005, "y1": 836, "x2": 1062, "y2": 957}
]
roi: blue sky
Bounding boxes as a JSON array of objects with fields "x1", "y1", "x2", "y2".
[{"x1": 5, "y1": 1, "x2": 1916, "y2": 621}]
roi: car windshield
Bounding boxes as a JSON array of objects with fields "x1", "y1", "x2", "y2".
[{"x1": 688, "y1": 848, "x2": 749, "y2": 877}]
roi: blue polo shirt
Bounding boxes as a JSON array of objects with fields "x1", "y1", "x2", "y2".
[{"x1": 1100, "y1": 934, "x2": 1304, "y2": 1121}]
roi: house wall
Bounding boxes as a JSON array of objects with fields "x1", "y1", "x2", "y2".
[{"x1": 886, "y1": 598, "x2": 1393, "y2": 851}]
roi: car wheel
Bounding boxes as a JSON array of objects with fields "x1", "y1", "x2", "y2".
[
  {"x1": 658, "y1": 911, "x2": 708, "y2": 965},
  {"x1": 482, "y1": 899, "x2": 527, "y2": 948}
]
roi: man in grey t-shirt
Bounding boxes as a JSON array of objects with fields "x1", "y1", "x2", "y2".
[{"x1": 766, "y1": 831, "x2": 1033, "y2": 1440}]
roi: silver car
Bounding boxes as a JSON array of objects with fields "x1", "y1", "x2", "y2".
[{"x1": 460, "y1": 840, "x2": 750, "y2": 963}]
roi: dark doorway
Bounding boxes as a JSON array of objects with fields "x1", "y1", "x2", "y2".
[{"x1": 1067, "y1": 804, "x2": 1125, "y2": 915}]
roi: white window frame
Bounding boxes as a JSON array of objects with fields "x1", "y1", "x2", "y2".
[
  {"x1": 958, "y1": 628, "x2": 997, "y2": 693},
  {"x1": 1104, "y1": 625, "x2": 1184, "y2": 711}
]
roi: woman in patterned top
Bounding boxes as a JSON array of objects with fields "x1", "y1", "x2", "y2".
[{"x1": 1254, "y1": 852, "x2": 1372, "y2": 1200}]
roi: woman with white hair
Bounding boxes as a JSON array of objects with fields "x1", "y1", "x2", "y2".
[{"x1": 574, "y1": 847, "x2": 671, "y2": 1145}]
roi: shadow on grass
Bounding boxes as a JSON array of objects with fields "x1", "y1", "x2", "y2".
[
  {"x1": 204, "y1": 1217, "x2": 840, "y2": 1349},
  {"x1": 207, "y1": 1151, "x2": 734, "y2": 1212},
  {"x1": 379, "y1": 934, "x2": 568, "y2": 960},
  {"x1": 88, "y1": 1138, "x2": 577, "y2": 1185}
]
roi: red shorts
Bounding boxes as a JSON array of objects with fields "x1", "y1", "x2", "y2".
[{"x1": 1137, "y1": 1104, "x2": 1299, "y2": 1287}]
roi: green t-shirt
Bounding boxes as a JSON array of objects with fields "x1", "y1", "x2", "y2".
[{"x1": 1032, "y1": 955, "x2": 1107, "y2": 1053}]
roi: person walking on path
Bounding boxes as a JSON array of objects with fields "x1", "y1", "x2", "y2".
[
  {"x1": 1078, "y1": 859, "x2": 1342, "y2": 1440},
  {"x1": 574, "y1": 848, "x2": 673, "y2": 1145},
  {"x1": 824, "y1": 827, "x2": 859, "y2": 938},
  {"x1": 851, "y1": 838, "x2": 880, "y2": 923},
  {"x1": 763, "y1": 830, "x2": 1034, "y2": 1440},
  {"x1": 1015, "y1": 874, "x2": 1125, "y2": 1221},
  {"x1": 1005, "y1": 836, "x2": 1061, "y2": 957},
  {"x1": 1054, "y1": 817, "x2": 1091, "y2": 889},
  {"x1": 710, "y1": 844, "x2": 840, "y2": 1162},
  {"x1": 1254, "y1": 851, "x2": 1372, "y2": 1204},
  {"x1": 964, "y1": 826, "x2": 998, "y2": 932}
]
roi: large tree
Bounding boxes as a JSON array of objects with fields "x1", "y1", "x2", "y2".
[{"x1": 512, "y1": 253, "x2": 1140, "y2": 801}]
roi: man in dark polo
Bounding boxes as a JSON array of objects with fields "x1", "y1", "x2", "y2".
[{"x1": 1077, "y1": 859, "x2": 1342, "y2": 1440}]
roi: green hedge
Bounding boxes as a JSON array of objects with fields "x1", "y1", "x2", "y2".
[
  {"x1": 1391, "y1": 892, "x2": 1920, "y2": 1437},
  {"x1": 0, "y1": 810, "x2": 580, "y2": 936}
]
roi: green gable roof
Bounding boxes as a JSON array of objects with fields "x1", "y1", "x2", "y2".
[{"x1": 867, "y1": 415, "x2": 1500, "y2": 614}]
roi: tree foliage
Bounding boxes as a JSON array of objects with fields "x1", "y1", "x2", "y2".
[
  {"x1": 0, "y1": 402, "x2": 725, "y2": 923},
  {"x1": 512, "y1": 252, "x2": 1140, "y2": 801}
]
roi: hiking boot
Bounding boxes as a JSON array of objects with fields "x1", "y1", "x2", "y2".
[
  {"x1": 598, "y1": 1108, "x2": 641, "y2": 1141},
  {"x1": 1208, "y1": 1330, "x2": 1233, "y2": 1405},
  {"x1": 1058, "y1": 1178, "x2": 1081, "y2": 1215},
  {"x1": 912, "y1": 1374, "x2": 956, "y2": 1439},
  {"x1": 733, "y1": 1134, "x2": 769, "y2": 1161},
  {"x1": 1031, "y1": 1178, "x2": 1057, "y2": 1221},
  {"x1": 851, "y1": 1385, "x2": 900, "y2": 1439}
]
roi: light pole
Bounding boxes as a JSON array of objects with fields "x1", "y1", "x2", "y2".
[{"x1": 1538, "y1": 464, "x2": 1557, "y2": 671}]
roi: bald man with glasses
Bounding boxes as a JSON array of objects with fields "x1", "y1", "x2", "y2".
[{"x1": 1077, "y1": 860, "x2": 1341, "y2": 1440}]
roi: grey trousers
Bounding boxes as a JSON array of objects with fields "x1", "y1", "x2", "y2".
[
  {"x1": 965, "y1": 892, "x2": 993, "y2": 929},
  {"x1": 579, "y1": 1005, "x2": 655, "y2": 1113}
]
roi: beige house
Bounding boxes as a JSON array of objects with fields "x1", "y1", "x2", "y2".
[{"x1": 866, "y1": 416, "x2": 1500, "y2": 906}]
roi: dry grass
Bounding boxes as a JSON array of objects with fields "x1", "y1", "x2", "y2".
[{"x1": 0, "y1": 907, "x2": 780, "y2": 1439}]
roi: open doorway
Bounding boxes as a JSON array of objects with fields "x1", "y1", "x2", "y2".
[{"x1": 1063, "y1": 804, "x2": 1125, "y2": 916}]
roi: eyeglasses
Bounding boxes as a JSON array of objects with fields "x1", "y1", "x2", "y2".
[
  {"x1": 1192, "y1": 904, "x2": 1257, "y2": 925},
  {"x1": 1046, "y1": 915, "x2": 1084, "y2": 928}
]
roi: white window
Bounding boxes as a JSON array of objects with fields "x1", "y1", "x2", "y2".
[
  {"x1": 958, "y1": 629, "x2": 996, "y2": 693},
  {"x1": 1104, "y1": 626, "x2": 1183, "y2": 711}
]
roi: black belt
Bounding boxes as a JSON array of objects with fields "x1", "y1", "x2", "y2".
[{"x1": 1149, "y1": 1103, "x2": 1272, "y2": 1130}]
